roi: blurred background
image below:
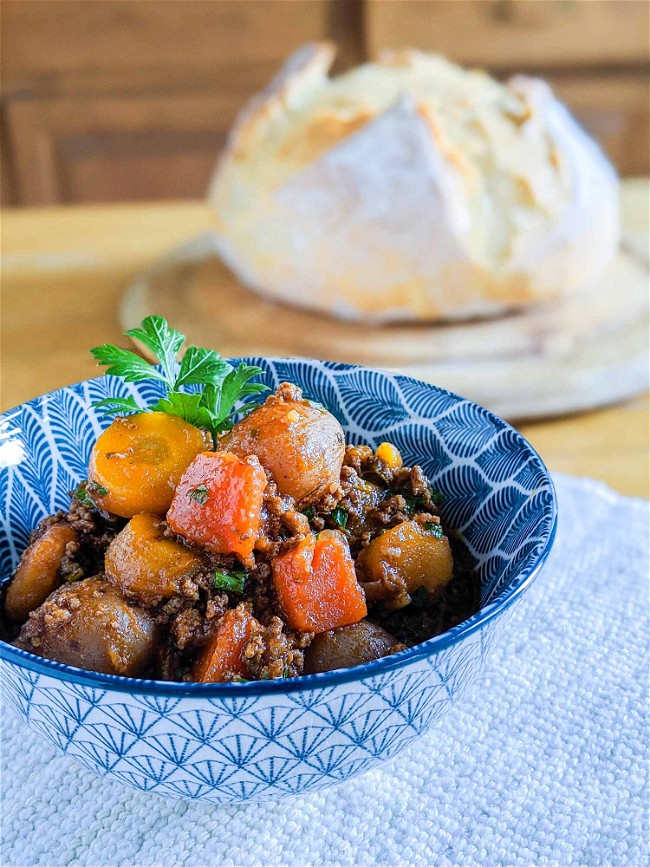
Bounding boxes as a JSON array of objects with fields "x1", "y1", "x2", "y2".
[{"x1": 2, "y1": 0, "x2": 648, "y2": 208}]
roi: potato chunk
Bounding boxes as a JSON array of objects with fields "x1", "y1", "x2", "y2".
[
  {"x1": 105, "y1": 513, "x2": 203, "y2": 605},
  {"x1": 220, "y1": 382, "x2": 345, "y2": 505},
  {"x1": 304, "y1": 621, "x2": 397, "y2": 674},
  {"x1": 358, "y1": 520, "x2": 454, "y2": 607},
  {"x1": 88, "y1": 412, "x2": 209, "y2": 518},
  {"x1": 17, "y1": 577, "x2": 158, "y2": 677},
  {"x1": 5, "y1": 524, "x2": 77, "y2": 622}
]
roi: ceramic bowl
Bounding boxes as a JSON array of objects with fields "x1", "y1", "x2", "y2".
[{"x1": 0, "y1": 359, "x2": 557, "y2": 803}]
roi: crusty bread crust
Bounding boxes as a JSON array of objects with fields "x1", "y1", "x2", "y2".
[{"x1": 208, "y1": 43, "x2": 619, "y2": 323}]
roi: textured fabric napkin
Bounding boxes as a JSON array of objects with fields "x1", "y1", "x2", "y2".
[{"x1": 1, "y1": 473, "x2": 648, "y2": 867}]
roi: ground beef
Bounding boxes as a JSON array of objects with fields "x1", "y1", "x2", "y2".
[
  {"x1": 255, "y1": 475, "x2": 310, "y2": 560},
  {"x1": 274, "y1": 381, "x2": 303, "y2": 404},
  {"x1": 342, "y1": 445, "x2": 375, "y2": 475},
  {"x1": 243, "y1": 615, "x2": 312, "y2": 681},
  {"x1": 58, "y1": 538, "x2": 85, "y2": 583},
  {"x1": 62, "y1": 495, "x2": 124, "y2": 579},
  {"x1": 172, "y1": 608, "x2": 215, "y2": 651},
  {"x1": 23, "y1": 497, "x2": 124, "y2": 587},
  {"x1": 65, "y1": 494, "x2": 125, "y2": 546},
  {"x1": 3, "y1": 428, "x2": 478, "y2": 683}
]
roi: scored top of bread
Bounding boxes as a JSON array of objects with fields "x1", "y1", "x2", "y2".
[{"x1": 209, "y1": 44, "x2": 620, "y2": 323}]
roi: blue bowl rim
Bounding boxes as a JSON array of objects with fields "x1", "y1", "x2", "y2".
[{"x1": 0, "y1": 359, "x2": 558, "y2": 697}]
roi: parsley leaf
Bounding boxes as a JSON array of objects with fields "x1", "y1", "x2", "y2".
[
  {"x1": 331, "y1": 506, "x2": 349, "y2": 529},
  {"x1": 150, "y1": 391, "x2": 215, "y2": 429},
  {"x1": 175, "y1": 345, "x2": 229, "y2": 389},
  {"x1": 92, "y1": 396, "x2": 143, "y2": 418},
  {"x1": 404, "y1": 486, "x2": 443, "y2": 514},
  {"x1": 424, "y1": 521, "x2": 443, "y2": 538},
  {"x1": 216, "y1": 364, "x2": 269, "y2": 423},
  {"x1": 197, "y1": 364, "x2": 269, "y2": 437},
  {"x1": 213, "y1": 570, "x2": 247, "y2": 593},
  {"x1": 90, "y1": 344, "x2": 166, "y2": 384},
  {"x1": 73, "y1": 482, "x2": 96, "y2": 509},
  {"x1": 411, "y1": 587, "x2": 429, "y2": 609},
  {"x1": 302, "y1": 506, "x2": 315, "y2": 521},
  {"x1": 403, "y1": 495, "x2": 418, "y2": 514},
  {"x1": 73, "y1": 481, "x2": 109, "y2": 509},
  {"x1": 188, "y1": 485, "x2": 209, "y2": 505},
  {"x1": 62, "y1": 566, "x2": 84, "y2": 583},
  {"x1": 124, "y1": 315, "x2": 185, "y2": 387},
  {"x1": 90, "y1": 317, "x2": 269, "y2": 445}
]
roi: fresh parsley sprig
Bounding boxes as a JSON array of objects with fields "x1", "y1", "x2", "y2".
[
  {"x1": 213, "y1": 570, "x2": 247, "y2": 593},
  {"x1": 331, "y1": 506, "x2": 349, "y2": 530},
  {"x1": 91, "y1": 315, "x2": 269, "y2": 446}
]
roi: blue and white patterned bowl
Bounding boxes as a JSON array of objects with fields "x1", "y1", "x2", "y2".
[{"x1": 0, "y1": 359, "x2": 557, "y2": 803}]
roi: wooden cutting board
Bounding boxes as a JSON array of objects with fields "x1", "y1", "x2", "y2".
[{"x1": 121, "y1": 232, "x2": 648, "y2": 421}]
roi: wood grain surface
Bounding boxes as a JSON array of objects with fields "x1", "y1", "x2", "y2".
[
  {"x1": 2, "y1": 180, "x2": 648, "y2": 498},
  {"x1": 119, "y1": 233, "x2": 648, "y2": 422}
]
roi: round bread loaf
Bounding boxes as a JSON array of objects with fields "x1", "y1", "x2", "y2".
[{"x1": 209, "y1": 43, "x2": 620, "y2": 323}]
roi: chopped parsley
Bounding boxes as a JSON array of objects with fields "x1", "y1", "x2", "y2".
[
  {"x1": 331, "y1": 506, "x2": 349, "y2": 529},
  {"x1": 188, "y1": 485, "x2": 209, "y2": 505},
  {"x1": 73, "y1": 482, "x2": 97, "y2": 509},
  {"x1": 404, "y1": 486, "x2": 443, "y2": 514},
  {"x1": 213, "y1": 570, "x2": 247, "y2": 593},
  {"x1": 62, "y1": 566, "x2": 84, "y2": 583},
  {"x1": 403, "y1": 495, "x2": 419, "y2": 514},
  {"x1": 302, "y1": 506, "x2": 315, "y2": 521},
  {"x1": 411, "y1": 587, "x2": 429, "y2": 609},
  {"x1": 424, "y1": 521, "x2": 444, "y2": 538}
]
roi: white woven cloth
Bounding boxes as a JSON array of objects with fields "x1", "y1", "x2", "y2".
[{"x1": 1, "y1": 473, "x2": 648, "y2": 867}]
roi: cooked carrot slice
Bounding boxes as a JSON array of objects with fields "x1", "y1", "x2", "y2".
[
  {"x1": 272, "y1": 530, "x2": 367, "y2": 633},
  {"x1": 166, "y1": 451, "x2": 267, "y2": 560},
  {"x1": 88, "y1": 412, "x2": 209, "y2": 518},
  {"x1": 105, "y1": 514, "x2": 203, "y2": 604},
  {"x1": 192, "y1": 606, "x2": 261, "y2": 683},
  {"x1": 5, "y1": 523, "x2": 77, "y2": 622}
]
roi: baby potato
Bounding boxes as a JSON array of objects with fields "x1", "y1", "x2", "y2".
[
  {"x1": 304, "y1": 621, "x2": 397, "y2": 674},
  {"x1": 88, "y1": 412, "x2": 209, "y2": 518},
  {"x1": 358, "y1": 520, "x2": 454, "y2": 607},
  {"x1": 220, "y1": 383, "x2": 345, "y2": 505},
  {"x1": 105, "y1": 513, "x2": 204, "y2": 605},
  {"x1": 4, "y1": 523, "x2": 77, "y2": 622},
  {"x1": 17, "y1": 577, "x2": 158, "y2": 677}
]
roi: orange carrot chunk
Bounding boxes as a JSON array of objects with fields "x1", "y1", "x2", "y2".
[
  {"x1": 272, "y1": 530, "x2": 367, "y2": 633},
  {"x1": 5, "y1": 524, "x2": 77, "y2": 622},
  {"x1": 105, "y1": 513, "x2": 203, "y2": 605},
  {"x1": 166, "y1": 451, "x2": 267, "y2": 560},
  {"x1": 192, "y1": 606, "x2": 261, "y2": 683},
  {"x1": 88, "y1": 412, "x2": 209, "y2": 518}
]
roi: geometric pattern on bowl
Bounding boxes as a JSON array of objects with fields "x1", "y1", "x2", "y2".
[{"x1": 0, "y1": 359, "x2": 557, "y2": 802}]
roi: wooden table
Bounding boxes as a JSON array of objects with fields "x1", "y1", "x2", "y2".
[{"x1": 2, "y1": 181, "x2": 648, "y2": 498}]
